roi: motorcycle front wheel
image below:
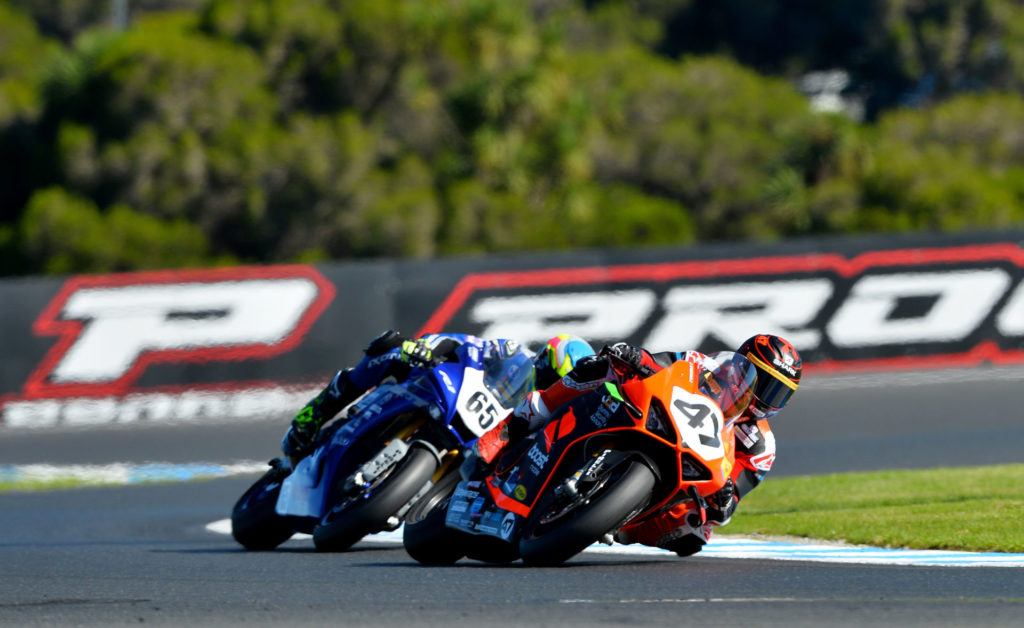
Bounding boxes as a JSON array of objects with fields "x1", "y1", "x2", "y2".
[
  {"x1": 518, "y1": 459, "x2": 655, "y2": 566},
  {"x1": 230, "y1": 460, "x2": 294, "y2": 550},
  {"x1": 312, "y1": 445, "x2": 437, "y2": 552}
]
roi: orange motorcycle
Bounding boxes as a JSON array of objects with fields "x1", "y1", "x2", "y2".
[{"x1": 402, "y1": 351, "x2": 756, "y2": 566}]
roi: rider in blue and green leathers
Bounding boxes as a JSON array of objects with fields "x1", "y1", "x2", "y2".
[{"x1": 281, "y1": 330, "x2": 595, "y2": 461}]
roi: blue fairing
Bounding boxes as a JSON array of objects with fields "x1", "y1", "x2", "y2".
[{"x1": 275, "y1": 336, "x2": 534, "y2": 528}]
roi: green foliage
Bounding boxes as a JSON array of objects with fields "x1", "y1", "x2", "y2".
[
  {"x1": 615, "y1": 0, "x2": 1024, "y2": 117},
  {"x1": 855, "y1": 93, "x2": 1024, "y2": 231},
  {"x1": 0, "y1": 2, "x2": 59, "y2": 123},
  {"x1": 19, "y1": 186, "x2": 210, "y2": 273},
  {"x1": 3, "y1": 0, "x2": 1024, "y2": 276},
  {"x1": 572, "y1": 48, "x2": 829, "y2": 240}
]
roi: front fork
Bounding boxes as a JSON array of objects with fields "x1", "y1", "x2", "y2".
[{"x1": 557, "y1": 449, "x2": 639, "y2": 498}]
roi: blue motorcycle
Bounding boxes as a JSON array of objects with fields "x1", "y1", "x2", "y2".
[{"x1": 230, "y1": 337, "x2": 536, "y2": 552}]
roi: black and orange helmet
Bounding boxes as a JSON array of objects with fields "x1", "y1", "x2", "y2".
[{"x1": 736, "y1": 334, "x2": 802, "y2": 419}]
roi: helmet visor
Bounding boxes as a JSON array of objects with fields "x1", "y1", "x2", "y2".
[{"x1": 754, "y1": 373, "x2": 795, "y2": 410}]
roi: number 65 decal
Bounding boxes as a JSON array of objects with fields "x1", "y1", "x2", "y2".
[
  {"x1": 456, "y1": 369, "x2": 508, "y2": 436},
  {"x1": 669, "y1": 387, "x2": 725, "y2": 460},
  {"x1": 467, "y1": 391, "x2": 501, "y2": 430}
]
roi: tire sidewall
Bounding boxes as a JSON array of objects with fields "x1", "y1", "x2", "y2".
[
  {"x1": 518, "y1": 460, "x2": 655, "y2": 566},
  {"x1": 313, "y1": 445, "x2": 437, "y2": 551},
  {"x1": 231, "y1": 465, "x2": 294, "y2": 550}
]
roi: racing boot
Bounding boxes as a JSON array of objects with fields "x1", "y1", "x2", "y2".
[{"x1": 282, "y1": 369, "x2": 361, "y2": 461}]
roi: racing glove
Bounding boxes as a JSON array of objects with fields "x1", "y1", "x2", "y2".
[
  {"x1": 706, "y1": 478, "x2": 737, "y2": 525},
  {"x1": 600, "y1": 342, "x2": 654, "y2": 377},
  {"x1": 400, "y1": 338, "x2": 436, "y2": 367}
]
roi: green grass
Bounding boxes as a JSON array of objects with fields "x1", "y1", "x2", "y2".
[{"x1": 721, "y1": 463, "x2": 1024, "y2": 553}]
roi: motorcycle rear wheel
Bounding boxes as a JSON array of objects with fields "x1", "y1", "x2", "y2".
[
  {"x1": 402, "y1": 471, "x2": 467, "y2": 565},
  {"x1": 518, "y1": 459, "x2": 655, "y2": 566},
  {"x1": 313, "y1": 445, "x2": 437, "y2": 552},
  {"x1": 231, "y1": 460, "x2": 294, "y2": 550}
]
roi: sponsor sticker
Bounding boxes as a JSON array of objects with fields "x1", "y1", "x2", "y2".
[
  {"x1": 589, "y1": 395, "x2": 620, "y2": 428},
  {"x1": 500, "y1": 512, "x2": 517, "y2": 540},
  {"x1": 527, "y1": 443, "x2": 549, "y2": 469}
]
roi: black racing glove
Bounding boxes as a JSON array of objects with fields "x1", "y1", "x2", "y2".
[
  {"x1": 706, "y1": 478, "x2": 737, "y2": 524},
  {"x1": 600, "y1": 342, "x2": 654, "y2": 377}
]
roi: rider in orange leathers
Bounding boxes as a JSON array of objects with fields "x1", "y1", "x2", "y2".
[{"x1": 469, "y1": 334, "x2": 802, "y2": 557}]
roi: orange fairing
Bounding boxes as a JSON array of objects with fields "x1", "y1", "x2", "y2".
[{"x1": 619, "y1": 358, "x2": 735, "y2": 495}]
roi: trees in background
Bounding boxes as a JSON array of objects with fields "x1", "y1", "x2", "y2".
[{"x1": 2, "y1": 0, "x2": 1024, "y2": 275}]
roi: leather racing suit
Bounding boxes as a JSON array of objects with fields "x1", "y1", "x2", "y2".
[
  {"x1": 498, "y1": 345, "x2": 777, "y2": 557},
  {"x1": 283, "y1": 330, "x2": 510, "y2": 460}
]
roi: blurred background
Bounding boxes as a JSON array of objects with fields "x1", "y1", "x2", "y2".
[
  {"x1": 4, "y1": 0, "x2": 1024, "y2": 277},
  {"x1": 3, "y1": 9, "x2": 1024, "y2": 622},
  {"x1": 4, "y1": 0, "x2": 1024, "y2": 440}
]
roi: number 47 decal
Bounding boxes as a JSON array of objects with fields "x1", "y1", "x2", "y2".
[{"x1": 672, "y1": 395, "x2": 721, "y2": 452}]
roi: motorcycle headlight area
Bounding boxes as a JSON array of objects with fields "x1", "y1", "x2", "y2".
[
  {"x1": 647, "y1": 399, "x2": 712, "y2": 482},
  {"x1": 645, "y1": 399, "x2": 676, "y2": 442}
]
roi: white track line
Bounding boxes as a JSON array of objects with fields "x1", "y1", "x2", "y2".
[
  {"x1": 206, "y1": 519, "x2": 1024, "y2": 567},
  {"x1": 0, "y1": 460, "x2": 268, "y2": 485}
]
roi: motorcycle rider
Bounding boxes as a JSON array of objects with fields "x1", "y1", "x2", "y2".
[
  {"x1": 281, "y1": 330, "x2": 595, "y2": 461},
  {"x1": 469, "y1": 333, "x2": 802, "y2": 557}
]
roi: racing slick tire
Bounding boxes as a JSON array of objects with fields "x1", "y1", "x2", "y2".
[
  {"x1": 518, "y1": 459, "x2": 655, "y2": 566},
  {"x1": 313, "y1": 446, "x2": 437, "y2": 552},
  {"x1": 231, "y1": 460, "x2": 294, "y2": 551}
]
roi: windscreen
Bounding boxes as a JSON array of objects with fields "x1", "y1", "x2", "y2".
[
  {"x1": 481, "y1": 343, "x2": 536, "y2": 409},
  {"x1": 698, "y1": 351, "x2": 757, "y2": 423}
]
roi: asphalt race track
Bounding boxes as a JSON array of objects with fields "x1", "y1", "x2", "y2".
[{"x1": 2, "y1": 367, "x2": 1024, "y2": 626}]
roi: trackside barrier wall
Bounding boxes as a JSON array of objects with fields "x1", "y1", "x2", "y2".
[{"x1": 3, "y1": 230, "x2": 1024, "y2": 428}]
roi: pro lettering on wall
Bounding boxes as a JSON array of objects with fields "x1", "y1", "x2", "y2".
[
  {"x1": 4, "y1": 235, "x2": 1024, "y2": 429},
  {"x1": 417, "y1": 243, "x2": 1024, "y2": 372}
]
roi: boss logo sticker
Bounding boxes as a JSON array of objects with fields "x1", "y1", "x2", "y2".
[{"x1": 527, "y1": 443, "x2": 549, "y2": 469}]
